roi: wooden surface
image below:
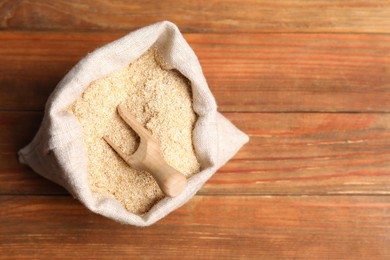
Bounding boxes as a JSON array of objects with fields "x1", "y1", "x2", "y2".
[
  {"x1": 1, "y1": 0, "x2": 390, "y2": 33},
  {"x1": 1, "y1": 32, "x2": 390, "y2": 112},
  {"x1": 1, "y1": 0, "x2": 390, "y2": 259},
  {"x1": 2, "y1": 196, "x2": 390, "y2": 259}
]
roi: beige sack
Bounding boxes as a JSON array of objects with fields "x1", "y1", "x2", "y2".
[{"x1": 18, "y1": 21, "x2": 249, "y2": 226}]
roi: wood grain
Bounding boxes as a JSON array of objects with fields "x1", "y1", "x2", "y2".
[
  {"x1": 2, "y1": 111, "x2": 390, "y2": 195},
  {"x1": 1, "y1": 0, "x2": 390, "y2": 33},
  {"x1": 1, "y1": 32, "x2": 390, "y2": 112},
  {"x1": 1, "y1": 1, "x2": 389, "y2": 258},
  {"x1": 206, "y1": 112, "x2": 390, "y2": 195},
  {"x1": 0, "y1": 111, "x2": 66, "y2": 194},
  {"x1": 1, "y1": 195, "x2": 389, "y2": 259}
]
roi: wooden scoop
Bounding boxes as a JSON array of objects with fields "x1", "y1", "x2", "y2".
[{"x1": 103, "y1": 104, "x2": 187, "y2": 197}]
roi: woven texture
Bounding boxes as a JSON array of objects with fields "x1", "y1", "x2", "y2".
[{"x1": 18, "y1": 21, "x2": 249, "y2": 226}]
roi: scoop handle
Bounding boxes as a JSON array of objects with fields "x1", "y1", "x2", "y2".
[
  {"x1": 141, "y1": 156, "x2": 187, "y2": 197},
  {"x1": 104, "y1": 135, "x2": 187, "y2": 197}
]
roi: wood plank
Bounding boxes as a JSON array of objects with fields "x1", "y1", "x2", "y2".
[
  {"x1": 0, "y1": 195, "x2": 389, "y2": 259},
  {"x1": 1, "y1": 32, "x2": 390, "y2": 112},
  {"x1": 205, "y1": 113, "x2": 390, "y2": 195},
  {"x1": 0, "y1": 111, "x2": 66, "y2": 194},
  {"x1": 1, "y1": 0, "x2": 390, "y2": 33},
  {"x1": 2, "y1": 111, "x2": 390, "y2": 195}
]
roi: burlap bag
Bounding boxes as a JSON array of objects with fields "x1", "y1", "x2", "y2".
[{"x1": 18, "y1": 21, "x2": 249, "y2": 226}]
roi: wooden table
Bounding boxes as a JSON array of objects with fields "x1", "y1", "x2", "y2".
[{"x1": 1, "y1": 1, "x2": 390, "y2": 259}]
